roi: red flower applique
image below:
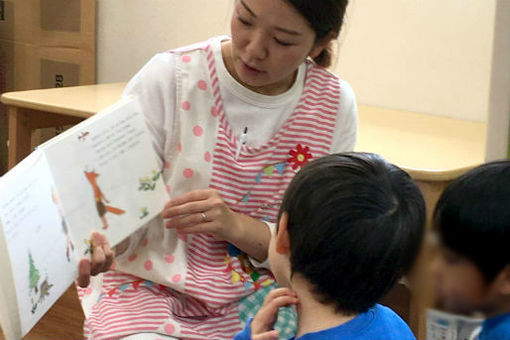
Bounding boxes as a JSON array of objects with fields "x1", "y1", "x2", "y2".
[{"x1": 288, "y1": 144, "x2": 312, "y2": 170}]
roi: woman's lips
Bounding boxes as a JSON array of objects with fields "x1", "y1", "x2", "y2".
[{"x1": 242, "y1": 60, "x2": 263, "y2": 75}]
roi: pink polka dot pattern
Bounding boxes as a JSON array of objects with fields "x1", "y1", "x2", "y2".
[
  {"x1": 144, "y1": 260, "x2": 153, "y2": 271},
  {"x1": 182, "y1": 55, "x2": 192, "y2": 63},
  {"x1": 84, "y1": 287, "x2": 93, "y2": 295},
  {"x1": 193, "y1": 125, "x2": 204, "y2": 136},
  {"x1": 204, "y1": 151, "x2": 212, "y2": 162},
  {"x1": 182, "y1": 101, "x2": 191, "y2": 111},
  {"x1": 198, "y1": 80, "x2": 207, "y2": 90},
  {"x1": 128, "y1": 254, "x2": 137, "y2": 262},
  {"x1": 172, "y1": 274, "x2": 182, "y2": 283},
  {"x1": 164, "y1": 323, "x2": 175, "y2": 334},
  {"x1": 166, "y1": 185, "x2": 171, "y2": 194},
  {"x1": 183, "y1": 168, "x2": 194, "y2": 178},
  {"x1": 164, "y1": 161, "x2": 170, "y2": 169},
  {"x1": 210, "y1": 106, "x2": 220, "y2": 117},
  {"x1": 165, "y1": 255, "x2": 175, "y2": 263},
  {"x1": 110, "y1": 261, "x2": 117, "y2": 270},
  {"x1": 142, "y1": 238, "x2": 149, "y2": 247},
  {"x1": 178, "y1": 143, "x2": 182, "y2": 152}
]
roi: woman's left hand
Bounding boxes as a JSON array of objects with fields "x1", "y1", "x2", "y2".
[{"x1": 162, "y1": 188, "x2": 240, "y2": 242}]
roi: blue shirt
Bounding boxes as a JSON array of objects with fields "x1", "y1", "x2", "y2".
[
  {"x1": 234, "y1": 304, "x2": 415, "y2": 340},
  {"x1": 479, "y1": 313, "x2": 510, "y2": 340}
]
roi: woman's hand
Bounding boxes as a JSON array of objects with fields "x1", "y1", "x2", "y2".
[
  {"x1": 162, "y1": 188, "x2": 271, "y2": 262},
  {"x1": 77, "y1": 232, "x2": 115, "y2": 288},
  {"x1": 162, "y1": 189, "x2": 241, "y2": 242},
  {"x1": 251, "y1": 288, "x2": 299, "y2": 339}
]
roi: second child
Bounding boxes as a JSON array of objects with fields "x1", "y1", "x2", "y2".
[{"x1": 432, "y1": 160, "x2": 510, "y2": 340}]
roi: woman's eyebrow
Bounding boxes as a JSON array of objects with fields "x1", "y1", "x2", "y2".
[
  {"x1": 240, "y1": 0, "x2": 302, "y2": 36},
  {"x1": 275, "y1": 26, "x2": 302, "y2": 36},
  {"x1": 240, "y1": 0, "x2": 256, "y2": 17}
]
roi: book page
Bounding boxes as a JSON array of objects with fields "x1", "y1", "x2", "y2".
[
  {"x1": 0, "y1": 151, "x2": 78, "y2": 338},
  {"x1": 427, "y1": 309, "x2": 483, "y2": 340},
  {"x1": 43, "y1": 97, "x2": 169, "y2": 257},
  {"x1": 0, "y1": 218, "x2": 21, "y2": 340}
]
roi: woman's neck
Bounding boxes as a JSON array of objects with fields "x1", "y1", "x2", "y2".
[{"x1": 291, "y1": 275, "x2": 357, "y2": 338}]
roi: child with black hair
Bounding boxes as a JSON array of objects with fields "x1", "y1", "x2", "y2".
[
  {"x1": 234, "y1": 152, "x2": 426, "y2": 339},
  {"x1": 432, "y1": 160, "x2": 510, "y2": 340}
]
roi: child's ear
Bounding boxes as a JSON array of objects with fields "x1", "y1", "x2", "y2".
[
  {"x1": 276, "y1": 212, "x2": 291, "y2": 255},
  {"x1": 496, "y1": 265, "x2": 510, "y2": 296}
]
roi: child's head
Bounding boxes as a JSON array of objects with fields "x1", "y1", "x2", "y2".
[
  {"x1": 432, "y1": 160, "x2": 510, "y2": 315},
  {"x1": 270, "y1": 152, "x2": 425, "y2": 315}
]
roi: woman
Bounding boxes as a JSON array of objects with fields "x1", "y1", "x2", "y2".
[{"x1": 77, "y1": 0, "x2": 357, "y2": 338}]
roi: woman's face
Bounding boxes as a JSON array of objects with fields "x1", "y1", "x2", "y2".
[{"x1": 226, "y1": 0, "x2": 320, "y2": 95}]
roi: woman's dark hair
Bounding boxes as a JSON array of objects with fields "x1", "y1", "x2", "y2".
[
  {"x1": 434, "y1": 160, "x2": 510, "y2": 282},
  {"x1": 278, "y1": 152, "x2": 426, "y2": 314},
  {"x1": 286, "y1": 0, "x2": 349, "y2": 68}
]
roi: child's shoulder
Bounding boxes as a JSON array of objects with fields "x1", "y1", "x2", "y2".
[
  {"x1": 479, "y1": 313, "x2": 510, "y2": 340},
  {"x1": 367, "y1": 304, "x2": 416, "y2": 339},
  {"x1": 297, "y1": 304, "x2": 415, "y2": 340}
]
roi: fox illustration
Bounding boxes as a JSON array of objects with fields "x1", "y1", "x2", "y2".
[{"x1": 84, "y1": 170, "x2": 125, "y2": 229}]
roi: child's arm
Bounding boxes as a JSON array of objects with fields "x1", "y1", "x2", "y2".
[{"x1": 238, "y1": 288, "x2": 298, "y2": 340}]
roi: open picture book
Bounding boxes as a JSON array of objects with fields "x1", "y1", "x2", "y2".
[{"x1": 0, "y1": 97, "x2": 170, "y2": 339}]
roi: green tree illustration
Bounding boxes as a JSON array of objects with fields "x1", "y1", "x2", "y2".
[{"x1": 28, "y1": 252, "x2": 40, "y2": 293}]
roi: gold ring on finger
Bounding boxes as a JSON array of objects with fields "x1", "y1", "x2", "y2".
[{"x1": 200, "y1": 212, "x2": 207, "y2": 223}]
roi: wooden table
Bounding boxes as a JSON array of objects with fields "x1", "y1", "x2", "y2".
[
  {"x1": 1, "y1": 84, "x2": 487, "y2": 339},
  {"x1": 2, "y1": 83, "x2": 125, "y2": 169}
]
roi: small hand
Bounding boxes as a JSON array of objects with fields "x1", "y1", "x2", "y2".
[
  {"x1": 251, "y1": 288, "x2": 299, "y2": 339},
  {"x1": 162, "y1": 189, "x2": 239, "y2": 241},
  {"x1": 77, "y1": 232, "x2": 114, "y2": 287}
]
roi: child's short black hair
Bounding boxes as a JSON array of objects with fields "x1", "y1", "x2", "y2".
[
  {"x1": 278, "y1": 152, "x2": 425, "y2": 314},
  {"x1": 434, "y1": 160, "x2": 510, "y2": 282}
]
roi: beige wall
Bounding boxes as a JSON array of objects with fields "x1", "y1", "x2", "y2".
[
  {"x1": 485, "y1": 0, "x2": 510, "y2": 161},
  {"x1": 97, "y1": 0, "x2": 496, "y2": 122},
  {"x1": 96, "y1": 0, "x2": 231, "y2": 83},
  {"x1": 335, "y1": 0, "x2": 496, "y2": 122}
]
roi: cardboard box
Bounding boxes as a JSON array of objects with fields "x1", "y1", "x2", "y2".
[
  {"x1": 0, "y1": 0, "x2": 95, "y2": 175},
  {"x1": 0, "y1": 0, "x2": 14, "y2": 175}
]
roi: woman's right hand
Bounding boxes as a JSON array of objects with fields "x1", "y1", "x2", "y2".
[{"x1": 77, "y1": 232, "x2": 115, "y2": 288}]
